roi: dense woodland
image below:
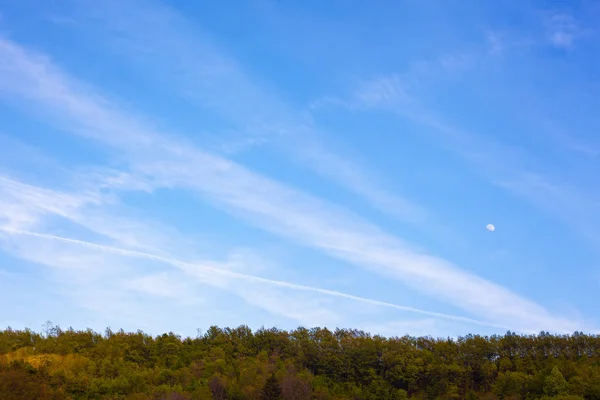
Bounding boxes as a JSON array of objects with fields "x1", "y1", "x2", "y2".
[{"x1": 1, "y1": 324, "x2": 600, "y2": 400}]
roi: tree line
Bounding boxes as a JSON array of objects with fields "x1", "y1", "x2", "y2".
[{"x1": 1, "y1": 323, "x2": 600, "y2": 399}]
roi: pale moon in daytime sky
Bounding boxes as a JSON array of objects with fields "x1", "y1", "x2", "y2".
[{"x1": 486, "y1": 224, "x2": 495, "y2": 232}]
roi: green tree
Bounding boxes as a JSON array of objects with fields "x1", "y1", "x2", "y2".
[
  {"x1": 2, "y1": 325, "x2": 600, "y2": 400},
  {"x1": 544, "y1": 366, "x2": 568, "y2": 397},
  {"x1": 492, "y1": 371, "x2": 533, "y2": 399}
]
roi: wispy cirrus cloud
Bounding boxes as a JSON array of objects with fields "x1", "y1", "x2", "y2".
[
  {"x1": 545, "y1": 13, "x2": 585, "y2": 49},
  {"x1": 485, "y1": 11, "x2": 591, "y2": 54},
  {"x1": 0, "y1": 174, "x2": 195, "y2": 256},
  {"x1": 54, "y1": 0, "x2": 436, "y2": 227},
  {"x1": 309, "y1": 41, "x2": 600, "y2": 254},
  {"x1": 0, "y1": 178, "x2": 346, "y2": 330},
  {"x1": 0, "y1": 226, "x2": 213, "y2": 334},
  {"x1": 0, "y1": 215, "x2": 500, "y2": 330},
  {"x1": 0, "y1": 35, "x2": 587, "y2": 334},
  {"x1": 0, "y1": 149, "x2": 503, "y2": 331}
]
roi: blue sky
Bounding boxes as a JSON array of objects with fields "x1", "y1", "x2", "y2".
[{"x1": 0, "y1": 0, "x2": 599, "y2": 338}]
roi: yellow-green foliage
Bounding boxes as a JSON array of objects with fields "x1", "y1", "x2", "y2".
[{"x1": 1, "y1": 326, "x2": 600, "y2": 399}]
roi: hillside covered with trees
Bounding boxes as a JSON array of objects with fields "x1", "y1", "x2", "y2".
[{"x1": 1, "y1": 324, "x2": 599, "y2": 400}]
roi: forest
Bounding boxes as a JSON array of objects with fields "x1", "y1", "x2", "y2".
[{"x1": 1, "y1": 324, "x2": 599, "y2": 400}]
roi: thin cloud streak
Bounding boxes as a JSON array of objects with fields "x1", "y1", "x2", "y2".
[
  {"x1": 0, "y1": 171, "x2": 431, "y2": 329},
  {"x1": 0, "y1": 36, "x2": 585, "y2": 333},
  {"x1": 66, "y1": 0, "x2": 431, "y2": 226},
  {"x1": 122, "y1": 154, "x2": 578, "y2": 333},
  {"x1": 315, "y1": 67, "x2": 600, "y2": 252},
  {"x1": 0, "y1": 174, "x2": 190, "y2": 255},
  {"x1": 0, "y1": 227, "x2": 506, "y2": 330},
  {"x1": 0, "y1": 177, "x2": 345, "y2": 327}
]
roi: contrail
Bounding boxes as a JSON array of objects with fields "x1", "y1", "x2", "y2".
[{"x1": 0, "y1": 227, "x2": 510, "y2": 331}]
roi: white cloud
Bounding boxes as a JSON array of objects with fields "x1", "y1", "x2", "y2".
[
  {"x1": 0, "y1": 229, "x2": 175, "y2": 332},
  {"x1": 0, "y1": 167, "x2": 505, "y2": 331},
  {"x1": 353, "y1": 75, "x2": 412, "y2": 109},
  {"x1": 0, "y1": 227, "x2": 505, "y2": 329},
  {"x1": 314, "y1": 64, "x2": 600, "y2": 254},
  {"x1": 0, "y1": 173, "x2": 347, "y2": 327},
  {"x1": 60, "y1": 0, "x2": 433, "y2": 227},
  {"x1": 0, "y1": 174, "x2": 190, "y2": 256},
  {"x1": 0, "y1": 37, "x2": 586, "y2": 334},
  {"x1": 546, "y1": 14, "x2": 582, "y2": 49},
  {"x1": 0, "y1": 175, "x2": 100, "y2": 231},
  {"x1": 1, "y1": 215, "x2": 346, "y2": 329}
]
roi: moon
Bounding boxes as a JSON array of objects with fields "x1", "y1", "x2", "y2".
[{"x1": 486, "y1": 224, "x2": 495, "y2": 232}]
